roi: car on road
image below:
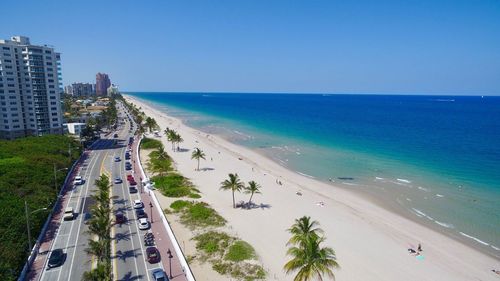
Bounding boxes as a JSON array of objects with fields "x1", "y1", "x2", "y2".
[
  {"x1": 115, "y1": 212, "x2": 126, "y2": 224},
  {"x1": 114, "y1": 156, "x2": 121, "y2": 162},
  {"x1": 135, "y1": 208, "x2": 147, "y2": 219},
  {"x1": 114, "y1": 177, "x2": 122, "y2": 184},
  {"x1": 73, "y1": 176, "x2": 83, "y2": 185},
  {"x1": 63, "y1": 207, "x2": 74, "y2": 221},
  {"x1": 113, "y1": 133, "x2": 118, "y2": 138},
  {"x1": 133, "y1": 199, "x2": 143, "y2": 209},
  {"x1": 129, "y1": 186, "x2": 138, "y2": 194},
  {"x1": 138, "y1": 218, "x2": 150, "y2": 230},
  {"x1": 47, "y1": 249, "x2": 65, "y2": 268},
  {"x1": 146, "y1": 247, "x2": 161, "y2": 264},
  {"x1": 151, "y1": 269, "x2": 168, "y2": 281}
]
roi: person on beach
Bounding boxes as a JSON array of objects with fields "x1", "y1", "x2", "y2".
[{"x1": 418, "y1": 243, "x2": 423, "y2": 252}]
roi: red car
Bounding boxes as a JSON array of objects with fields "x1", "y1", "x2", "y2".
[
  {"x1": 127, "y1": 175, "x2": 134, "y2": 181},
  {"x1": 146, "y1": 247, "x2": 161, "y2": 264},
  {"x1": 129, "y1": 180, "x2": 137, "y2": 186}
]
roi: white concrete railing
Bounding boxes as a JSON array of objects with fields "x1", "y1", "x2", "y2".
[{"x1": 136, "y1": 135, "x2": 196, "y2": 281}]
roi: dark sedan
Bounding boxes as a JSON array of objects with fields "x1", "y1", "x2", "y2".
[
  {"x1": 129, "y1": 186, "x2": 138, "y2": 193},
  {"x1": 146, "y1": 247, "x2": 161, "y2": 264},
  {"x1": 115, "y1": 212, "x2": 126, "y2": 224},
  {"x1": 48, "y1": 249, "x2": 65, "y2": 268},
  {"x1": 135, "y1": 208, "x2": 147, "y2": 219}
]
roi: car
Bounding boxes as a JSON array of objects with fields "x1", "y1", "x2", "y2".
[
  {"x1": 135, "y1": 208, "x2": 147, "y2": 219},
  {"x1": 125, "y1": 154, "x2": 130, "y2": 160},
  {"x1": 125, "y1": 165, "x2": 132, "y2": 171},
  {"x1": 133, "y1": 199, "x2": 143, "y2": 209},
  {"x1": 129, "y1": 186, "x2": 138, "y2": 193},
  {"x1": 63, "y1": 207, "x2": 74, "y2": 221},
  {"x1": 146, "y1": 247, "x2": 161, "y2": 264},
  {"x1": 73, "y1": 176, "x2": 83, "y2": 185},
  {"x1": 151, "y1": 269, "x2": 168, "y2": 281},
  {"x1": 114, "y1": 177, "x2": 122, "y2": 184},
  {"x1": 48, "y1": 249, "x2": 65, "y2": 268},
  {"x1": 115, "y1": 212, "x2": 126, "y2": 224},
  {"x1": 127, "y1": 175, "x2": 134, "y2": 181},
  {"x1": 114, "y1": 156, "x2": 121, "y2": 162},
  {"x1": 129, "y1": 180, "x2": 137, "y2": 186},
  {"x1": 113, "y1": 133, "x2": 118, "y2": 138},
  {"x1": 138, "y1": 218, "x2": 150, "y2": 230}
]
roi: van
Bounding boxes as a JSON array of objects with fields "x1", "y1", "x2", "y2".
[{"x1": 63, "y1": 207, "x2": 74, "y2": 221}]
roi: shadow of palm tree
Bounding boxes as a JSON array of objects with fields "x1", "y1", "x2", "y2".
[{"x1": 118, "y1": 271, "x2": 143, "y2": 281}]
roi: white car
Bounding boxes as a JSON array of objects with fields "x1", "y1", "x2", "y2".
[
  {"x1": 138, "y1": 218, "x2": 150, "y2": 230},
  {"x1": 133, "y1": 199, "x2": 143, "y2": 209},
  {"x1": 63, "y1": 207, "x2": 74, "y2": 221},
  {"x1": 73, "y1": 176, "x2": 83, "y2": 185}
]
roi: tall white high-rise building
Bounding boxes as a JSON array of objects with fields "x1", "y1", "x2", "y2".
[{"x1": 0, "y1": 36, "x2": 64, "y2": 139}]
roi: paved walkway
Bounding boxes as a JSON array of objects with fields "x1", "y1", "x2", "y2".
[{"x1": 130, "y1": 135, "x2": 189, "y2": 280}]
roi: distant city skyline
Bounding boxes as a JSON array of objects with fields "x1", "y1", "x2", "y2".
[{"x1": 1, "y1": 0, "x2": 499, "y2": 95}]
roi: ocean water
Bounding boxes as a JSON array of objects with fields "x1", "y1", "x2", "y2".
[{"x1": 129, "y1": 92, "x2": 500, "y2": 257}]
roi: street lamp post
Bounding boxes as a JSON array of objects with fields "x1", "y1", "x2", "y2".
[
  {"x1": 53, "y1": 164, "x2": 69, "y2": 197},
  {"x1": 167, "y1": 248, "x2": 173, "y2": 279},
  {"x1": 149, "y1": 202, "x2": 153, "y2": 223},
  {"x1": 24, "y1": 201, "x2": 48, "y2": 256}
]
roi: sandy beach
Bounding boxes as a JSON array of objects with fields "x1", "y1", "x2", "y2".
[{"x1": 126, "y1": 95, "x2": 499, "y2": 281}]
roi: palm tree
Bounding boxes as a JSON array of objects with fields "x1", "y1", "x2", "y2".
[
  {"x1": 157, "y1": 144, "x2": 168, "y2": 160},
  {"x1": 220, "y1": 173, "x2": 244, "y2": 208},
  {"x1": 287, "y1": 216, "x2": 324, "y2": 247},
  {"x1": 82, "y1": 262, "x2": 111, "y2": 281},
  {"x1": 244, "y1": 181, "x2": 261, "y2": 206},
  {"x1": 166, "y1": 129, "x2": 177, "y2": 151},
  {"x1": 85, "y1": 239, "x2": 107, "y2": 262},
  {"x1": 284, "y1": 235, "x2": 339, "y2": 281},
  {"x1": 191, "y1": 147, "x2": 206, "y2": 171},
  {"x1": 174, "y1": 133, "x2": 183, "y2": 151}
]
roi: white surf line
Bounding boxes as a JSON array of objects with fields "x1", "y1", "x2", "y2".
[
  {"x1": 117, "y1": 143, "x2": 141, "y2": 280},
  {"x1": 62, "y1": 142, "x2": 107, "y2": 281},
  {"x1": 40, "y1": 142, "x2": 101, "y2": 281}
]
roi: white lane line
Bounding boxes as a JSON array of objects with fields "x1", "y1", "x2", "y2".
[
  {"x1": 40, "y1": 143, "x2": 101, "y2": 281},
  {"x1": 63, "y1": 142, "x2": 107, "y2": 281},
  {"x1": 116, "y1": 142, "x2": 140, "y2": 280}
]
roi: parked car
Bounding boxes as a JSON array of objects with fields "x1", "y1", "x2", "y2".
[
  {"x1": 151, "y1": 269, "x2": 168, "y2": 281},
  {"x1": 146, "y1": 247, "x2": 161, "y2": 264},
  {"x1": 63, "y1": 207, "x2": 74, "y2": 221},
  {"x1": 48, "y1": 249, "x2": 65, "y2": 268},
  {"x1": 135, "y1": 208, "x2": 147, "y2": 219},
  {"x1": 115, "y1": 212, "x2": 126, "y2": 224},
  {"x1": 129, "y1": 180, "x2": 137, "y2": 186},
  {"x1": 125, "y1": 165, "x2": 132, "y2": 171},
  {"x1": 114, "y1": 156, "x2": 121, "y2": 162},
  {"x1": 73, "y1": 176, "x2": 83, "y2": 185},
  {"x1": 138, "y1": 218, "x2": 150, "y2": 230},
  {"x1": 129, "y1": 186, "x2": 138, "y2": 194},
  {"x1": 133, "y1": 199, "x2": 143, "y2": 209},
  {"x1": 114, "y1": 177, "x2": 122, "y2": 184}
]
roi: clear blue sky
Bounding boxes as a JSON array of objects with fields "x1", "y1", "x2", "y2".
[{"x1": 1, "y1": 0, "x2": 499, "y2": 95}]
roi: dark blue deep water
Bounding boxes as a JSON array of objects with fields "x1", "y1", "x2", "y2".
[{"x1": 129, "y1": 92, "x2": 500, "y2": 256}]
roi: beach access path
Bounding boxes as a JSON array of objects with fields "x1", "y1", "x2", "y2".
[{"x1": 125, "y1": 94, "x2": 499, "y2": 281}]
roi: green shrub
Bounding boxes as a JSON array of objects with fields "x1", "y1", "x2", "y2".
[
  {"x1": 153, "y1": 173, "x2": 199, "y2": 198},
  {"x1": 188, "y1": 193, "x2": 202, "y2": 199},
  {"x1": 225, "y1": 241, "x2": 256, "y2": 262},
  {"x1": 140, "y1": 137, "x2": 162, "y2": 149},
  {"x1": 170, "y1": 200, "x2": 192, "y2": 211},
  {"x1": 181, "y1": 202, "x2": 226, "y2": 228},
  {"x1": 194, "y1": 231, "x2": 232, "y2": 257}
]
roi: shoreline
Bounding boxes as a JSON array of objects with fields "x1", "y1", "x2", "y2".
[{"x1": 125, "y1": 94, "x2": 499, "y2": 281}]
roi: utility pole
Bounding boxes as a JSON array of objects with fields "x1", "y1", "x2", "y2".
[{"x1": 25, "y1": 201, "x2": 32, "y2": 253}]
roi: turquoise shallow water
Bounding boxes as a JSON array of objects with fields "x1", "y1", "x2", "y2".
[{"x1": 128, "y1": 92, "x2": 500, "y2": 257}]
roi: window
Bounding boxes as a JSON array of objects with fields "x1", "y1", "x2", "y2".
[
  {"x1": 7, "y1": 84, "x2": 14, "y2": 87},
  {"x1": 8, "y1": 90, "x2": 15, "y2": 93},
  {"x1": 52, "y1": 118, "x2": 58, "y2": 122},
  {"x1": 4, "y1": 59, "x2": 12, "y2": 63},
  {"x1": 49, "y1": 90, "x2": 55, "y2": 94},
  {"x1": 9, "y1": 96, "x2": 16, "y2": 99},
  {"x1": 51, "y1": 107, "x2": 56, "y2": 110},
  {"x1": 51, "y1": 112, "x2": 57, "y2": 116},
  {"x1": 3, "y1": 53, "x2": 11, "y2": 57},
  {"x1": 13, "y1": 125, "x2": 20, "y2": 128},
  {"x1": 2, "y1": 47, "x2": 10, "y2": 50},
  {"x1": 45, "y1": 56, "x2": 51, "y2": 60},
  {"x1": 44, "y1": 50, "x2": 51, "y2": 54},
  {"x1": 48, "y1": 79, "x2": 54, "y2": 82},
  {"x1": 10, "y1": 102, "x2": 17, "y2": 105},
  {"x1": 46, "y1": 62, "x2": 52, "y2": 66},
  {"x1": 49, "y1": 96, "x2": 56, "y2": 99},
  {"x1": 47, "y1": 73, "x2": 53, "y2": 77},
  {"x1": 7, "y1": 78, "x2": 14, "y2": 81},
  {"x1": 49, "y1": 85, "x2": 54, "y2": 88},
  {"x1": 47, "y1": 68, "x2": 53, "y2": 71},
  {"x1": 4, "y1": 125, "x2": 9, "y2": 129},
  {"x1": 50, "y1": 102, "x2": 56, "y2": 105}
]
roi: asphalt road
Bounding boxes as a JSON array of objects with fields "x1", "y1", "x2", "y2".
[{"x1": 37, "y1": 101, "x2": 174, "y2": 281}]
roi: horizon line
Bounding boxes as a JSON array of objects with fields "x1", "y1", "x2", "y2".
[{"x1": 122, "y1": 91, "x2": 499, "y2": 97}]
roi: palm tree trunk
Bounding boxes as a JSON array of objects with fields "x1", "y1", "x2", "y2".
[
  {"x1": 232, "y1": 190, "x2": 235, "y2": 208},
  {"x1": 249, "y1": 192, "x2": 254, "y2": 206},
  {"x1": 197, "y1": 159, "x2": 200, "y2": 171}
]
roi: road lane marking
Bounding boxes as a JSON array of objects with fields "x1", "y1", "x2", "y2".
[
  {"x1": 40, "y1": 141, "x2": 102, "y2": 281},
  {"x1": 64, "y1": 148, "x2": 108, "y2": 280}
]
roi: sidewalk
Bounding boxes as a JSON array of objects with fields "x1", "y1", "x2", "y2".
[{"x1": 131, "y1": 135, "x2": 190, "y2": 281}]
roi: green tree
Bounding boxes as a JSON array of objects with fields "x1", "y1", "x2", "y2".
[
  {"x1": 220, "y1": 173, "x2": 244, "y2": 208},
  {"x1": 82, "y1": 262, "x2": 111, "y2": 281},
  {"x1": 244, "y1": 181, "x2": 262, "y2": 206},
  {"x1": 284, "y1": 216, "x2": 339, "y2": 281},
  {"x1": 191, "y1": 147, "x2": 206, "y2": 171},
  {"x1": 157, "y1": 144, "x2": 168, "y2": 160}
]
